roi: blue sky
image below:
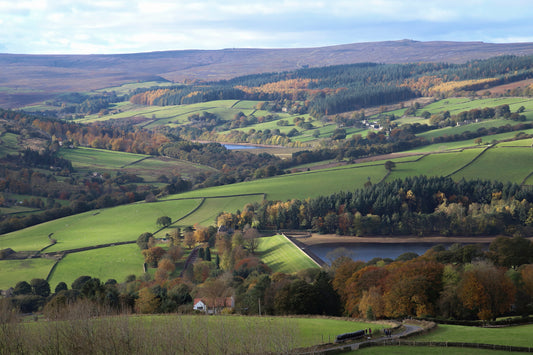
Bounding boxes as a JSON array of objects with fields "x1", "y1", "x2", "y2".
[{"x1": 1, "y1": 0, "x2": 532, "y2": 54}]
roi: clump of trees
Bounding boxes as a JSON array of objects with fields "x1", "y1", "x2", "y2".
[
  {"x1": 332, "y1": 240, "x2": 533, "y2": 321},
  {"x1": 211, "y1": 176, "x2": 533, "y2": 237}
]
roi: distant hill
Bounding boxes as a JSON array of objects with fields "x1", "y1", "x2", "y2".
[{"x1": 2, "y1": 40, "x2": 533, "y2": 108}]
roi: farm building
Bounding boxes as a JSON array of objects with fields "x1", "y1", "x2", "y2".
[{"x1": 193, "y1": 297, "x2": 234, "y2": 314}]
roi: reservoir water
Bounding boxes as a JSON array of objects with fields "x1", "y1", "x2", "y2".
[
  {"x1": 223, "y1": 144, "x2": 261, "y2": 150},
  {"x1": 306, "y1": 242, "x2": 486, "y2": 264}
]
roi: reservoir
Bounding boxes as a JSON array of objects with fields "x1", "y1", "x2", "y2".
[
  {"x1": 223, "y1": 144, "x2": 261, "y2": 150},
  {"x1": 305, "y1": 242, "x2": 487, "y2": 264}
]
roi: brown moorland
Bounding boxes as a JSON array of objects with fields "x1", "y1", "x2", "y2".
[{"x1": 3, "y1": 40, "x2": 533, "y2": 108}]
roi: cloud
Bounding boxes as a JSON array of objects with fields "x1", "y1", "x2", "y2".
[{"x1": 0, "y1": 0, "x2": 532, "y2": 54}]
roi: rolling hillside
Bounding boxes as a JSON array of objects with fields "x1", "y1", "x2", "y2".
[{"x1": 3, "y1": 40, "x2": 533, "y2": 107}]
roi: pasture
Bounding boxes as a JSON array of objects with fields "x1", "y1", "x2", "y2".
[
  {"x1": 163, "y1": 164, "x2": 388, "y2": 201},
  {"x1": 451, "y1": 146, "x2": 533, "y2": 184},
  {"x1": 171, "y1": 194, "x2": 264, "y2": 228},
  {"x1": 413, "y1": 323, "x2": 533, "y2": 348},
  {"x1": 387, "y1": 148, "x2": 484, "y2": 181},
  {"x1": 353, "y1": 346, "x2": 519, "y2": 355},
  {"x1": 418, "y1": 97, "x2": 533, "y2": 117},
  {"x1": 0, "y1": 198, "x2": 202, "y2": 252},
  {"x1": 47, "y1": 244, "x2": 145, "y2": 289},
  {"x1": 8, "y1": 314, "x2": 379, "y2": 354},
  {"x1": 129, "y1": 315, "x2": 378, "y2": 348},
  {"x1": 59, "y1": 147, "x2": 215, "y2": 181},
  {"x1": 0, "y1": 258, "x2": 56, "y2": 290},
  {"x1": 257, "y1": 234, "x2": 318, "y2": 273}
]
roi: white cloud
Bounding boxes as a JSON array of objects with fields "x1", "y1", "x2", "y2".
[{"x1": 0, "y1": 0, "x2": 532, "y2": 54}]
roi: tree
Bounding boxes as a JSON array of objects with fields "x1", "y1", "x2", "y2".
[
  {"x1": 488, "y1": 236, "x2": 533, "y2": 269},
  {"x1": 142, "y1": 246, "x2": 166, "y2": 268},
  {"x1": 458, "y1": 261, "x2": 516, "y2": 320},
  {"x1": 384, "y1": 160, "x2": 396, "y2": 171},
  {"x1": 136, "y1": 232, "x2": 153, "y2": 250},
  {"x1": 156, "y1": 216, "x2": 172, "y2": 228},
  {"x1": 30, "y1": 278, "x2": 50, "y2": 297},
  {"x1": 184, "y1": 231, "x2": 196, "y2": 249},
  {"x1": 135, "y1": 287, "x2": 160, "y2": 314},
  {"x1": 474, "y1": 138, "x2": 483, "y2": 145},
  {"x1": 244, "y1": 227, "x2": 260, "y2": 254},
  {"x1": 54, "y1": 282, "x2": 68, "y2": 293},
  {"x1": 13, "y1": 281, "x2": 32, "y2": 295},
  {"x1": 71, "y1": 275, "x2": 92, "y2": 290}
]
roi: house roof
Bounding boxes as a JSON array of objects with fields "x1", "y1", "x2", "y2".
[{"x1": 193, "y1": 297, "x2": 234, "y2": 308}]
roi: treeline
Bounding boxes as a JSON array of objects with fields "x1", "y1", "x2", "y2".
[
  {"x1": 4, "y1": 233, "x2": 533, "y2": 322},
  {"x1": 428, "y1": 104, "x2": 526, "y2": 127},
  {"x1": 159, "y1": 141, "x2": 284, "y2": 187},
  {"x1": 216, "y1": 176, "x2": 533, "y2": 237},
  {"x1": 131, "y1": 55, "x2": 533, "y2": 117},
  {"x1": 333, "y1": 246, "x2": 533, "y2": 320}
]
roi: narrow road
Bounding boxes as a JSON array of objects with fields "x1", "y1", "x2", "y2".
[{"x1": 293, "y1": 321, "x2": 424, "y2": 354}]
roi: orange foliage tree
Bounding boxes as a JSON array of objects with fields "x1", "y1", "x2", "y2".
[{"x1": 458, "y1": 262, "x2": 516, "y2": 320}]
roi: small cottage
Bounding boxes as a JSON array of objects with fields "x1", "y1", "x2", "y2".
[{"x1": 193, "y1": 297, "x2": 234, "y2": 314}]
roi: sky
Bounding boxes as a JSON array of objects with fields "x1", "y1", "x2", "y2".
[{"x1": 1, "y1": 0, "x2": 533, "y2": 55}]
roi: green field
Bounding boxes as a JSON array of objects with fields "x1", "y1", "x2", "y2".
[
  {"x1": 59, "y1": 147, "x2": 215, "y2": 181},
  {"x1": 0, "y1": 258, "x2": 56, "y2": 289},
  {"x1": 451, "y1": 146, "x2": 533, "y2": 184},
  {"x1": 94, "y1": 81, "x2": 174, "y2": 95},
  {"x1": 418, "y1": 119, "x2": 511, "y2": 139},
  {"x1": 0, "y1": 199, "x2": 202, "y2": 252},
  {"x1": 257, "y1": 234, "x2": 318, "y2": 273},
  {"x1": 47, "y1": 244, "x2": 145, "y2": 288},
  {"x1": 387, "y1": 148, "x2": 484, "y2": 181},
  {"x1": 173, "y1": 194, "x2": 264, "y2": 228},
  {"x1": 353, "y1": 345, "x2": 520, "y2": 355},
  {"x1": 0, "y1": 132, "x2": 20, "y2": 157},
  {"x1": 162, "y1": 164, "x2": 388, "y2": 202},
  {"x1": 419, "y1": 97, "x2": 533, "y2": 117},
  {"x1": 413, "y1": 323, "x2": 533, "y2": 348},
  {"x1": 60, "y1": 146, "x2": 148, "y2": 168}
]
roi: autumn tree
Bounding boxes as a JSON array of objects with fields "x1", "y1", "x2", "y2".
[
  {"x1": 142, "y1": 246, "x2": 166, "y2": 268},
  {"x1": 243, "y1": 227, "x2": 260, "y2": 254},
  {"x1": 382, "y1": 260, "x2": 443, "y2": 318},
  {"x1": 167, "y1": 245, "x2": 183, "y2": 262},
  {"x1": 458, "y1": 261, "x2": 516, "y2": 320},
  {"x1": 155, "y1": 258, "x2": 176, "y2": 282},
  {"x1": 135, "y1": 287, "x2": 160, "y2": 314},
  {"x1": 194, "y1": 225, "x2": 209, "y2": 244},
  {"x1": 184, "y1": 231, "x2": 196, "y2": 249}
]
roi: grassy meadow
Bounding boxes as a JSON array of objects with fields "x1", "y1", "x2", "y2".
[
  {"x1": 257, "y1": 235, "x2": 319, "y2": 273},
  {"x1": 0, "y1": 258, "x2": 56, "y2": 289},
  {"x1": 47, "y1": 243, "x2": 144, "y2": 288},
  {"x1": 0, "y1": 198, "x2": 202, "y2": 252},
  {"x1": 171, "y1": 194, "x2": 264, "y2": 228},
  {"x1": 59, "y1": 147, "x2": 216, "y2": 181},
  {"x1": 451, "y1": 146, "x2": 533, "y2": 184},
  {"x1": 413, "y1": 323, "x2": 533, "y2": 348},
  {"x1": 353, "y1": 346, "x2": 520, "y2": 355}
]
